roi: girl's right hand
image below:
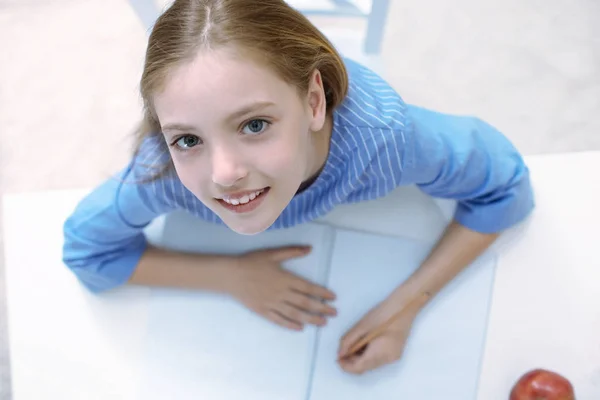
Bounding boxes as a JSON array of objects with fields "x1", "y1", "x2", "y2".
[{"x1": 226, "y1": 246, "x2": 337, "y2": 331}]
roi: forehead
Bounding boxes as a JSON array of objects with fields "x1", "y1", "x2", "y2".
[{"x1": 153, "y1": 48, "x2": 297, "y2": 123}]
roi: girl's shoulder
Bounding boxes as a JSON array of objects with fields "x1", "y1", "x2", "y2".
[
  {"x1": 327, "y1": 58, "x2": 410, "y2": 164},
  {"x1": 335, "y1": 58, "x2": 409, "y2": 133}
]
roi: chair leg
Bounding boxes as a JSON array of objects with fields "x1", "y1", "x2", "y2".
[
  {"x1": 364, "y1": 0, "x2": 391, "y2": 54},
  {"x1": 128, "y1": 0, "x2": 161, "y2": 32}
]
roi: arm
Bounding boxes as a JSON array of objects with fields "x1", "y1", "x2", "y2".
[
  {"x1": 129, "y1": 245, "x2": 235, "y2": 293},
  {"x1": 394, "y1": 104, "x2": 534, "y2": 306},
  {"x1": 338, "y1": 105, "x2": 535, "y2": 372},
  {"x1": 388, "y1": 220, "x2": 498, "y2": 311},
  {"x1": 61, "y1": 160, "x2": 162, "y2": 292}
]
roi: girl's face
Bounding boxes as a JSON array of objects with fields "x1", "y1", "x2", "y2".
[{"x1": 153, "y1": 47, "x2": 331, "y2": 235}]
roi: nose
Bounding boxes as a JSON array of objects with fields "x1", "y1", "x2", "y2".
[{"x1": 210, "y1": 144, "x2": 247, "y2": 187}]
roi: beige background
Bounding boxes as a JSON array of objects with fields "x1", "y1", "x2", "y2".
[{"x1": 1, "y1": 0, "x2": 599, "y2": 398}]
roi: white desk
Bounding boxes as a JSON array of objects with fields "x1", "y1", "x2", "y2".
[
  {"x1": 476, "y1": 151, "x2": 600, "y2": 399},
  {"x1": 3, "y1": 151, "x2": 599, "y2": 399}
]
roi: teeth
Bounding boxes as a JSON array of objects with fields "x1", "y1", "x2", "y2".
[
  {"x1": 239, "y1": 195, "x2": 250, "y2": 204},
  {"x1": 223, "y1": 189, "x2": 264, "y2": 205}
]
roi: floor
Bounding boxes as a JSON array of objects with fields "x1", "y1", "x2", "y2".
[{"x1": 1, "y1": 0, "x2": 599, "y2": 398}]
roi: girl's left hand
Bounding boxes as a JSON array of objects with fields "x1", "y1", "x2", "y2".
[{"x1": 337, "y1": 296, "x2": 420, "y2": 375}]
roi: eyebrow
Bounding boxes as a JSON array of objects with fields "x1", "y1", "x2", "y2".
[
  {"x1": 161, "y1": 123, "x2": 197, "y2": 133},
  {"x1": 225, "y1": 101, "x2": 276, "y2": 123},
  {"x1": 161, "y1": 101, "x2": 276, "y2": 134}
]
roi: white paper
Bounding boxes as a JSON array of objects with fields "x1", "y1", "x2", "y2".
[
  {"x1": 138, "y1": 212, "x2": 335, "y2": 400},
  {"x1": 309, "y1": 229, "x2": 497, "y2": 399}
]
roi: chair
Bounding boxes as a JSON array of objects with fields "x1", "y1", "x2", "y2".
[
  {"x1": 287, "y1": 0, "x2": 391, "y2": 54},
  {"x1": 127, "y1": 0, "x2": 390, "y2": 54}
]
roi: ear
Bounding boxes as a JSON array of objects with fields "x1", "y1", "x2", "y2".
[{"x1": 306, "y1": 69, "x2": 327, "y2": 131}]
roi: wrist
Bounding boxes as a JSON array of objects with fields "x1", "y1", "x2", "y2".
[
  {"x1": 388, "y1": 281, "x2": 432, "y2": 315},
  {"x1": 195, "y1": 255, "x2": 242, "y2": 295}
]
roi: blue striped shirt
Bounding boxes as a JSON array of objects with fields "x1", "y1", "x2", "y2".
[{"x1": 62, "y1": 58, "x2": 534, "y2": 292}]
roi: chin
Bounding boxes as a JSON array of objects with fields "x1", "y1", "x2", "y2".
[
  {"x1": 216, "y1": 208, "x2": 279, "y2": 236},
  {"x1": 226, "y1": 219, "x2": 272, "y2": 236},
  {"x1": 231, "y1": 226, "x2": 267, "y2": 236}
]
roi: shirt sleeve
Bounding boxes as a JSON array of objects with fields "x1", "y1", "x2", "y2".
[
  {"x1": 62, "y1": 158, "x2": 175, "y2": 293},
  {"x1": 399, "y1": 104, "x2": 535, "y2": 234}
]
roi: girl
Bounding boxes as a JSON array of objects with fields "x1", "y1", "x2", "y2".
[{"x1": 63, "y1": 0, "x2": 534, "y2": 375}]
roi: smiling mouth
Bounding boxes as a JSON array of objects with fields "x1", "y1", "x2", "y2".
[
  {"x1": 216, "y1": 187, "x2": 270, "y2": 214},
  {"x1": 220, "y1": 188, "x2": 265, "y2": 205}
]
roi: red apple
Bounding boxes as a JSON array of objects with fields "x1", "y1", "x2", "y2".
[{"x1": 510, "y1": 368, "x2": 575, "y2": 400}]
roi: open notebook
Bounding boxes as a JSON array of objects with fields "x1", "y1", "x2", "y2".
[{"x1": 138, "y1": 210, "x2": 496, "y2": 400}]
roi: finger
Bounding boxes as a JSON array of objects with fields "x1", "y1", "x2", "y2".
[
  {"x1": 267, "y1": 246, "x2": 312, "y2": 262},
  {"x1": 339, "y1": 355, "x2": 364, "y2": 374},
  {"x1": 342, "y1": 337, "x2": 405, "y2": 374},
  {"x1": 340, "y1": 346, "x2": 385, "y2": 375},
  {"x1": 338, "y1": 327, "x2": 369, "y2": 358},
  {"x1": 265, "y1": 310, "x2": 304, "y2": 331},
  {"x1": 285, "y1": 292, "x2": 337, "y2": 317},
  {"x1": 277, "y1": 302, "x2": 327, "y2": 327},
  {"x1": 291, "y1": 279, "x2": 336, "y2": 301}
]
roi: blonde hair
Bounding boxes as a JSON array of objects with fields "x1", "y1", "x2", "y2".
[{"x1": 133, "y1": 0, "x2": 349, "y2": 181}]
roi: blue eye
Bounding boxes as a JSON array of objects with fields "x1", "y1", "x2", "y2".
[
  {"x1": 174, "y1": 135, "x2": 201, "y2": 149},
  {"x1": 242, "y1": 119, "x2": 269, "y2": 135}
]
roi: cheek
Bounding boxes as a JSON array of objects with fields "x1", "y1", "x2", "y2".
[
  {"x1": 263, "y1": 131, "x2": 308, "y2": 173},
  {"x1": 260, "y1": 145, "x2": 293, "y2": 172},
  {"x1": 170, "y1": 154, "x2": 211, "y2": 195}
]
